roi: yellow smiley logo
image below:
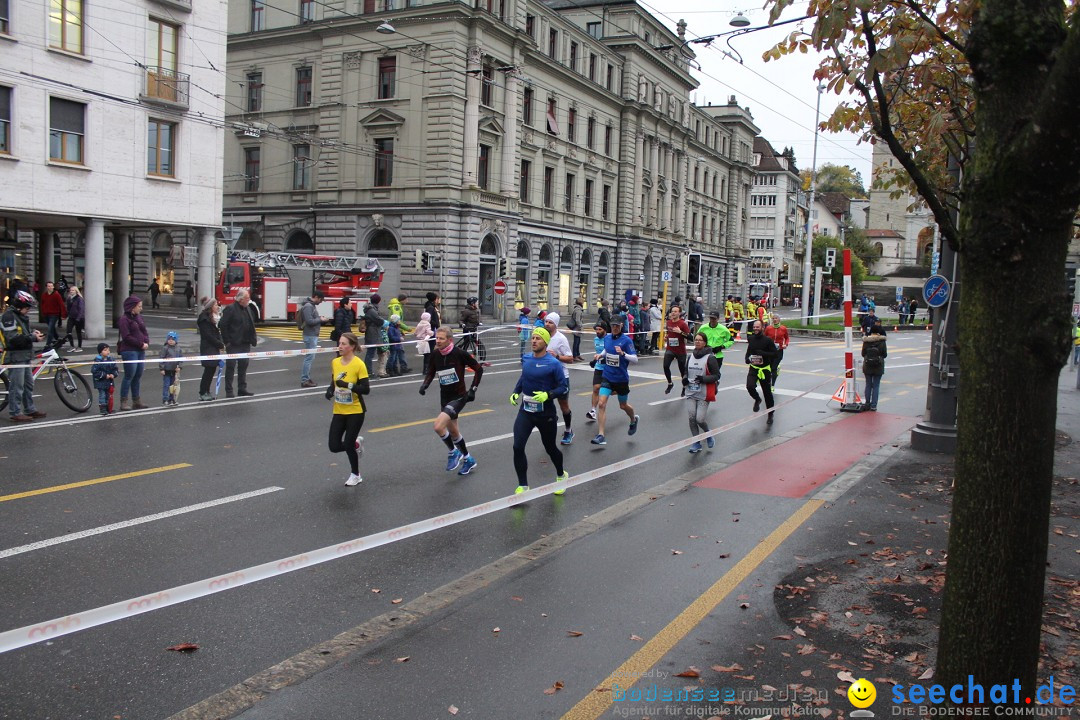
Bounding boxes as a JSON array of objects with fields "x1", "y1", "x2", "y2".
[{"x1": 848, "y1": 678, "x2": 877, "y2": 708}]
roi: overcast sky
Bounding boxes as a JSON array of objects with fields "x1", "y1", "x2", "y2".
[{"x1": 646, "y1": 0, "x2": 874, "y2": 189}]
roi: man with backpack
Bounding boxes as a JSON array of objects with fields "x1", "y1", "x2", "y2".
[{"x1": 1, "y1": 290, "x2": 47, "y2": 422}]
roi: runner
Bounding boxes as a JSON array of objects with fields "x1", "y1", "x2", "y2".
[
  {"x1": 685, "y1": 332, "x2": 722, "y2": 454},
  {"x1": 585, "y1": 321, "x2": 609, "y2": 423},
  {"x1": 591, "y1": 315, "x2": 639, "y2": 446},
  {"x1": 745, "y1": 320, "x2": 779, "y2": 424},
  {"x1": 325, "y1": 332, "x2": 370, "y2": 486},
  {"x1": 419, "y1": 327, "x2": 484, "y2": 475},
  {"x1": 543, "y1": 312, "x2": 575, "y2": 444},
  {"x1": 509, "y1": 327, "x2": 570, "y2": 495},
  {"x1": 663, "y1": 304, "x2": 692, "y2": 396},
  {"x1": 697, "y1": 309, "x2": 735, "y2": 371}
]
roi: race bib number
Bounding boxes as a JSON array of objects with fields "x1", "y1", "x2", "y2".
[
  {"x1": 523, "y1": 397, "x2": 543, "y2": 413},
  {"x1": 667, "y1": 337, "x2": 680, "y2": 347},
  {"x1": 437, "y1": 368, "x2": 459, "y2": 386},
  {"x1": 749, "y1": 355, "x2": 763, "y2": 365},
  {"x1": 334, "y1": 387, "x2": 354, "y2": 404},
  {"x1": 605, "y1": 353, "x2": 621, "y2": 367},
  {"x1": 688, "y1": 382, "x2": 700, "y2": 394}
]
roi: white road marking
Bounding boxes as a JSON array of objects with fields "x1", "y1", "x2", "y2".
[
  {"x1": 0, "y1": 487, "x2": 283, "y2": 559},
  {"x1": 885, "y1": 362, "x2": 930, "y2": 369}
]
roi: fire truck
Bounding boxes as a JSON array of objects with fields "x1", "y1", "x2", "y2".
[{"x1": 215, "y1": 250, "x2": 384, "y2": 321}]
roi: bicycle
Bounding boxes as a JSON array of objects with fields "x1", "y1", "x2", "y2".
[
  {"x1": 456, "y1": 324, "x2": 487, "y2": 363},
  {"x1": 0, "y1": 337, "x2": 94, "y2": 414}
]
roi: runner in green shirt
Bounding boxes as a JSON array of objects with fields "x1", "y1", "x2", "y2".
[{"x1": 697, "y1": 309, "x2": 735, "y2": 369}]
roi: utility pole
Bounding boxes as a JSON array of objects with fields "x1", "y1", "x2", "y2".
[{"x1": 800, "y1": 84, "x2": 825, "y2": 325}]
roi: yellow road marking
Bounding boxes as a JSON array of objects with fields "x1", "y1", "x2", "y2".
[
  {"x1": 368, "y1": 409, "x2": 492, "y2": 433},
  {"x1": 0, "y1": 464, "x2": 193, "y2": 503},
  {"x1": 561, "y1": 498, "x2": 823, "y2": 720}
]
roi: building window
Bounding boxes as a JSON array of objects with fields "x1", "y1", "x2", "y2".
[
  {"x1": 478, "y1": 144, "x2": 490, "y2": 189},
  {"x1": 378, "y1": 56, "x2": 396, "y2": 99},
  {"x1": 604, "y1": 125, "x2": 612, "y2": 155},
  {"x1": 374, "y1": 138, "x2": 393, "y2": 186},
  {"x1": 146, "y1": 19, "x2": 180, "y2": 102},
  {"x1": 293, "y1": 143, "x2": 311, "y2": 189},
  {"x1": 546, "y1": 97, "x2": 558, "y2": 135},
  {"x1": 606, "y1": 64, "x2": 613, "y2": 91},
  {"x1": 49, "y1": 97, "x2": 84, "y2": 164},
  {"x1": 246, "y1": 72, "x2": 263, "y2": 112},
  {"x1": 0, "y1": 0, "x2": 8, "y2": 34},
  {"x1": 586, "y1": 21, "x2": 600, "y2": 39},
  {"x1": 49, "y1": 0, "x2": 83, "y2": 53},
  {"x1": 548, "y1": 28, "x2": 557, "y2": 58},
  {"x1": 588, "y1": 53, "x2": 596, "y2": 82},
  {"x1": 522, "y1": 87, "x2": 533, "y2": 125},
  {"x1": 567, "y1": 107, "x2": 576, "y2": 143},
  {"x1": 296, "y1": 66, "x2": 312, "y2": 106},
  {"x1": 564, "y1": 173, "x2": 574, "y2": 212},
  {"x1": 543, "y1": 166, "x2": 554, "y2": 207},
  {"x1": 520, "y1": 159, "x2": 531, "y2": 202},
  {"x1": 481, "y1": 63, "x2": 494, "y2": 107},
  {"x1": 300, "y1": 0, "x2": 314, "y2": 22},
  {"x1": 602, "y1": 184, "x2": 611, "y2": 220},
  {"x1": 250, "y1": 0, "x2": 264, "y2": 31},
  {"x1": 569, "y1": 42, "x2": 578, "y2": 72},
  {"x1": 147, "y1": 119, "x2": 176, "y2": 177},
  {"x1": 584, "y1": 179, "x2": 593, "y2": 217},
  {"x1": 0, "y1": 86, "x2": 10, "y2": 154},
  {"x1": 525, "y1": 14, "x2": 534, "y2": 38},
  {"x1": 586, "y1": 117, "x2": 595, "y2": 149},
  {"x1": 243, "y1": 147, "x2": 260, "y2": 191}
]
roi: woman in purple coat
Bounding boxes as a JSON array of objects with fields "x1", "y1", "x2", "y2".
[
  {"x1": 65, "y1": 286, "x2": 85, "y2": 352},
  {"x1": 118, "y1": 295, "x2": 150, "y2": 410}
]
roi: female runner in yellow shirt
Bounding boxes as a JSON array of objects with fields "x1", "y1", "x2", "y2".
[{"x1": 325, "y1": 332, "x2": 371, "y2": 486}]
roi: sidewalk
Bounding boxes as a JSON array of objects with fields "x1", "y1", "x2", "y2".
[{"x1": 609, "y1": 372, "x2": 1079, "y2": 718}]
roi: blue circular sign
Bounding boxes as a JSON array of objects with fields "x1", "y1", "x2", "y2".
[{"x1": 922, "y1": 274, "x2": 950, "y2": 308}]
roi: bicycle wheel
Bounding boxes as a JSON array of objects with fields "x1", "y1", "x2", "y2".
[
  {"x1": 477, "y1": 339, "x2": 487, "y2": 362},
  {"x1": 0, "y1": 371, "x2": 8, "y2": 413},
  {"x1": 55, "y1": 366, "x2": 93, "y2": 413}
]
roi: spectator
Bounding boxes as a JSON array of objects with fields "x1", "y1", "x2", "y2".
[
  {"x1": 148, "y1": 277, "x2": 161, "y2": 309},
  {"x1": 299, "y1": 291, "x2": 327, "y2": 388},
  {"x1": 220, "y1": 289, "x2": 258, "y2": 398},
  {"x1": 39, "y1": 281, "x2": 66, "y2": 345},
  {"x1": 861, "y1": 320, "x2": 888, "y2": 411},
  {"x1": 65, "y1": 286, "x2": 85, "y2": 353},
  {"x1": 159, "y1": 331, "x2": 184, "y2": 406},
  {"x1": 198, "y1": 298, "x2": 225, "y2": 401},
  {"x1": 117, "y1": 295, "x2": 150, "y2": 410},
  {"x1": 184, "y1": 280, "x2": 195, "y2": 309},
  {"x1": 92, "y1": 342, "x2": 119, "y2": 415},
  {"x1": 363, "y1": 293, "x2": 390, "y2": 378}
]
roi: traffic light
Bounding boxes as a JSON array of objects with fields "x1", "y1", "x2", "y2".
[
  {"x1": 497, "y1": 257, "x2": 510, "y2": 278},
  {"x1": 824, "y1": 247, "x2": 837, "y2": 269},
  {"x1": 686, "y1": 252, "x2": 702, "y2": 286},
  {"x1": 414, "y1": 248, "x2": 423, "y2": 271}
]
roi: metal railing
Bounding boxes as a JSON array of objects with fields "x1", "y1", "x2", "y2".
[{"x1": 142, "y1": 66, "x2": 190, "y2": 108}]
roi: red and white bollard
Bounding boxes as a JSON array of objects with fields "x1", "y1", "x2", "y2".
[{"x1": 840, "y1": 248, "x2": 863, "y2": 412}]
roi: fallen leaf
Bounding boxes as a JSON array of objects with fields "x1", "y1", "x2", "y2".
[
  {"x1": 918, "y1": 667, "x2": 934, "y2": 680},
  {"x1": 689, "y1": 535, "x2": 700, "y2": 539},
  {"x1": 166, "y1": 643, "x2": 199, "y2": 653},
  {"x1": 511, "y1": 596, "x2": 523, "y2": 602},
  {"x1": 712, "y1": 663, "x2": 743, "y2": 673},
  {"x1": 394, "y1": 656, "x2": 410, "y2": 663},
  {"x1": 837, "y1": 671, "x2": 856, "y2": 683},
  {"x1": 391, "y1": 598, "x2": 403, "y2": 604},
  {"x1": 904, "y1": 652, "x2": 919, "y2": 662},
  {"x1": 630, "y1": 635, "x2": 644, "y2": 642},
  {"x1": 794, "y1": 626, "x2": 807, "y2": 637},
  {"x1": 733, "y1": 674, "x2": 756, "y2": 681},
  {"x1": 567, "y1": 630, "x2": 584, "y2": 637},
  {"x1": 674, "y1": 667, "x2": 701, "y2": 678},
  {"x1": 672, "y1": 549, "x2": 684, "y2": 555},
  {"x1": 773, "y1": 634, "x2": 793, "y2": 641},
  {"x1": 801, "y1": 670, "x2": 813, "y2": 677},
  {"x1": 448, "y1": 705, "x2": 459, "y2": 715},
  {"x1": 371, "y1": 588, "x2": 381, "y2": 593},
  {"x1": 493, "y1": 627, "x2": 500, "y2": 633},
  {"x1": 543, "y1": 680, "x2": 565, "y2": 695}
]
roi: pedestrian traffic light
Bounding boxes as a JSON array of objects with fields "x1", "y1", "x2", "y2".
[
  {"x1": 825, "y1": 247, "x2": 837, "y2": 269},
  {"x1": 686, "y1": 252, "x2": 702, "y2": 286},
  {"x1": 497, "y1": 257, "x2": 510, "y2": 278}
]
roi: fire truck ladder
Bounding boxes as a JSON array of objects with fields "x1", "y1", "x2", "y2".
[{"x1": 229, "y1": 251, "x2": 381, "y2": 273}]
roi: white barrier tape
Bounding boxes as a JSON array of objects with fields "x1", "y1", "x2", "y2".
[{"x1": 0, "y1": 374, "x2": 841, "y2": 655}]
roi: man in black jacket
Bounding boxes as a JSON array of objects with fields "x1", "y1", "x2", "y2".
[
  {"x1": 220, "y1": 289, "x2": 258, "y2": 397},
  {"x1": 745, "y1": 320, "x2": 779, "y2": 424}
]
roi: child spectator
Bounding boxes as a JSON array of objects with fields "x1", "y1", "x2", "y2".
[
  {"x1": 92, "y1": 343, "x2": 119, "y2": 415},
  {"x1": 159, "y1": 330, "x2": 183, "y2": 405},
  {"x1": 414, "y1": 311, "x2": 434, "y2": 375},
  {"x1": 385, "y1": 314, "x2": 409, "y2": 376}
]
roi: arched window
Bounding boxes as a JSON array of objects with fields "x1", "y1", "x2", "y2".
[
  {"x1": 537, "y1": 244, "x2": 553, "y2": 309},
  {"x1": 874, "y1": 242, "x2": 884, "y2": 258},
  {"x1": 643, "y1": 255, "x2": 654, "y2": 301},
  {"x1": 597, "y1": 250, "x2": 610, "y2": 305},
  {"x1": 480, "y1": 235, "x2": 499, "y2": 258},
  {"x1": 285, "y1": 229, "x2": 314, "y2": 253},
  {"x1": 515, "y1": 241, "x2": 530, "y2": 310},
  {"x1": 151, "y1": 231, "x2": 175, "y2": 293},
  {"x1": 578, "y1": 249, "x2": 592, "y2": 309}
]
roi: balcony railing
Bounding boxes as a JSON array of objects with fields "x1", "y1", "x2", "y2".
[{"x1": 142, "y1": 66, "x2": 190, "y2": 109}]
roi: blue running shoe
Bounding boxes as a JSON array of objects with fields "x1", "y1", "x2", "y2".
[
  {"x1": 628, "y1": 415, "x2": 640, "y2": 436},
  {"x1": 688, "y1": 441, "x2": 703, "y2": 454},
  {"x1": 590, "y1": 434, "x2": 606, "y2": 445},
  {"x1": 706, "y1": 436, "x2": 714, "y2": 449},
  {"x1": 561, "y1": 429, "x2": 574, "y2": 445},
  {"x1": 446, "y1": 448, "x2": 464, "y2": 472},
  {"x1": 458, "y1": 455, "x2": 477, "y2": 476}
]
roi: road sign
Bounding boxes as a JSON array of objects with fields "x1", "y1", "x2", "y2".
[
  {"x1": 895, "y1": 285, "x2": 903, "y2": 302},
  {"x1": 922, "y1": 274, "x2": 951, "y2": 308},
  {"x1": 931, "y1": 250, "x2": 941, "y2": 275},
  {"x1": 661, "y1": 270, "x2": 672, "y2": 282},
  {"x1": 493, "y1": 280, "x2": 507, "y2": 296}
]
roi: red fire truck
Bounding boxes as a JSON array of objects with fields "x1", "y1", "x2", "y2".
[{"x1": 215, "y1": 251, "x2": 384, "y2": 321}]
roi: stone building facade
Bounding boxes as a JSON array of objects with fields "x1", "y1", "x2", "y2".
[{"x1": 222, "y1": 0, "x2": 760, "y2": 322}]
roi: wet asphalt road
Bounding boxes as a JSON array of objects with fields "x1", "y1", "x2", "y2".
[{"x1": 0, "y1": 318, "x2": 934, "y2": 719}]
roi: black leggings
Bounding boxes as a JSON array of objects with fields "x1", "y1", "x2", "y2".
[
  {"x1": 329, "y1": 413, "x2": 366, "y2": 474},
  {"x1": 66, "y1": 318, "x2": 84, "y2": 349},
  {"x1": 746, "y1": 368, "x2": 775, "y2": 410},
  {"x1": 512, "y1": 410, "x2": 563, "y2": 486},
  {"x1": 663, "y1": 351, "x2": 688, "y2": 384},
  {"x1": 200, "y1": 363, "x2": 217, "y2": 395}
]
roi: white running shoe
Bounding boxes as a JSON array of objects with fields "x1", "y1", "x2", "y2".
[{"x1": 345, "y1": 473, "x2": 362, "y2": 486}]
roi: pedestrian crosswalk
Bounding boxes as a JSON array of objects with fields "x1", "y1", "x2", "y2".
[{"x1": 255, "y1": 326, "x2": 335, "y2": 342}]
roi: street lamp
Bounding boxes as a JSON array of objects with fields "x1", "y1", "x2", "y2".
[
  {"x1": 657, "y1": 14, "x2": 808, "y2": 65},
  {"x1": 376, "y1": 21, "x2": 396, "y2": 34},
  {"x1": 800, "y1": 83, "x2": 824, "y2": 325}
]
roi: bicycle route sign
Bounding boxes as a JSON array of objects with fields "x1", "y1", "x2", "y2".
[{"x1": 922, "y1": 274, "x2": 951, "y2": 308}]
